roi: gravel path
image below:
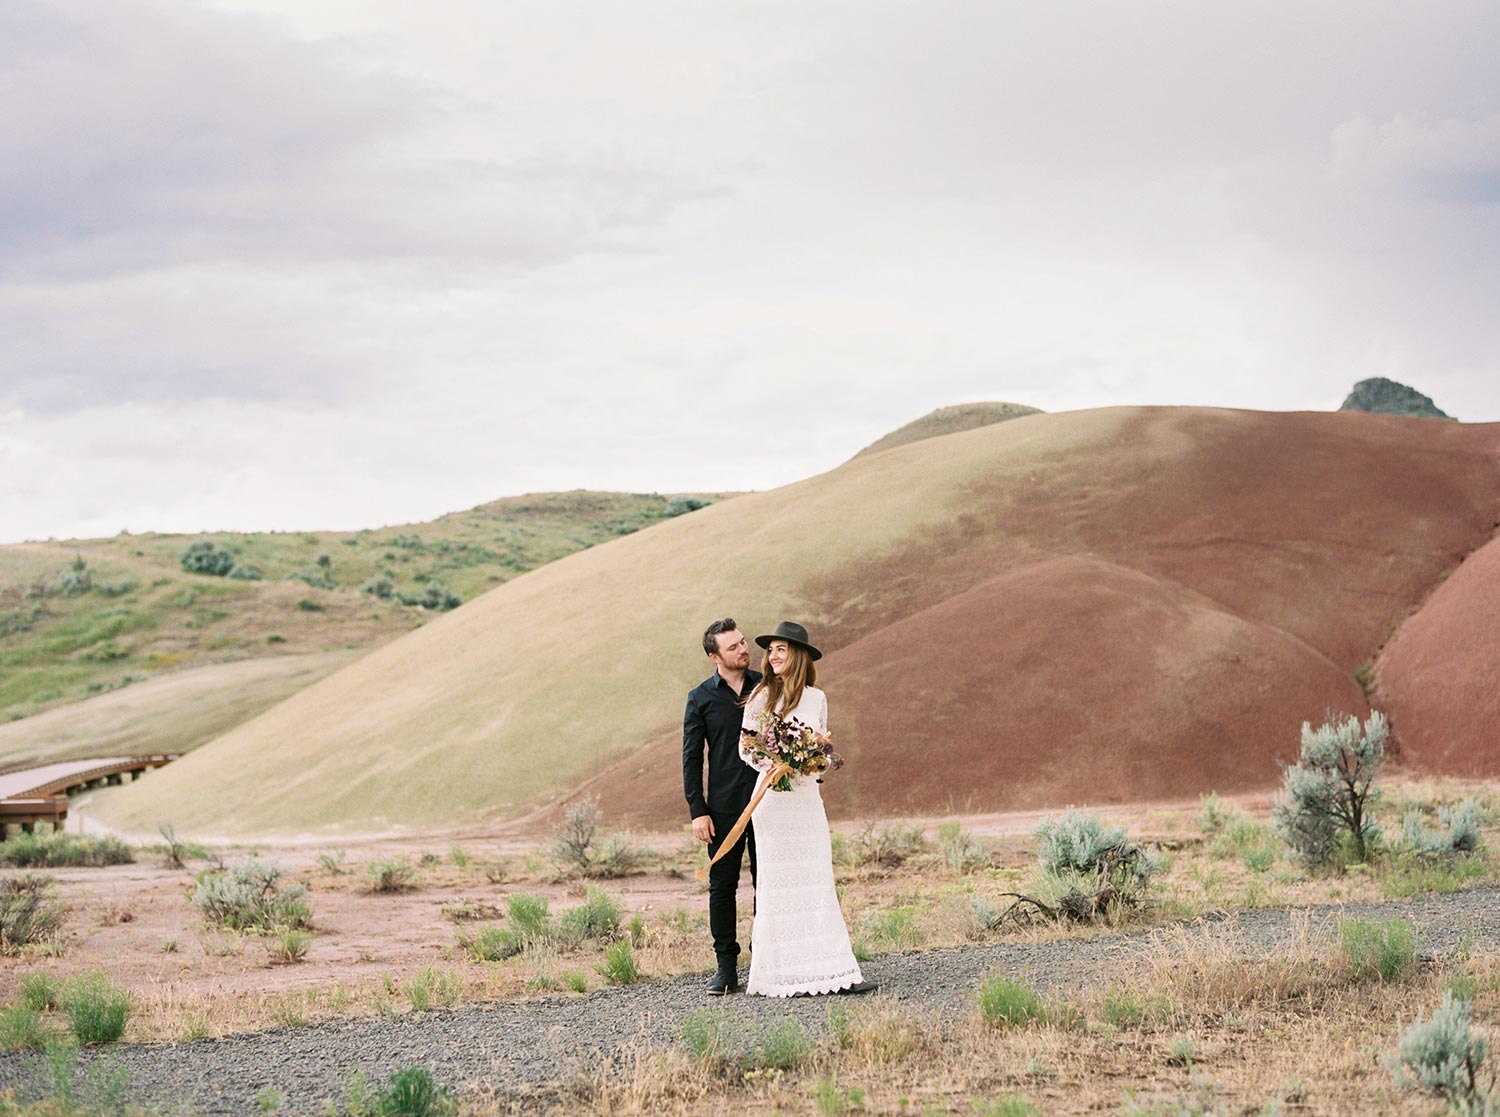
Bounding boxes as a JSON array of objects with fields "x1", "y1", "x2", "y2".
[{"x1": 4, "y1": 887, "x2": 1498, "y2": 1115}]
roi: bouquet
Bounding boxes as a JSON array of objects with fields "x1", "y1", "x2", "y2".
[{"x1": 742, "y1": 707, "x2": 845, "y2": 792}]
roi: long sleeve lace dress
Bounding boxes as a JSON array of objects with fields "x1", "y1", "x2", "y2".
[{"x1": 738, "y1": 685, "x2": 864, "y2": 997}]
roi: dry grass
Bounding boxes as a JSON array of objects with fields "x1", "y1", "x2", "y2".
[{"x1": 463, "y1": 929, "x2": 1500, "y2": 1117}]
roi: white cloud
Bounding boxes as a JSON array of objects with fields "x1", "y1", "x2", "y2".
[{"x1": 2, "y1": 0, "x2": 1498, "y2": 543}]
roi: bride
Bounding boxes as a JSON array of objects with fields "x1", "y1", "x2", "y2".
[{"x1": 738, "y1": 621, "x2": 876, "y2": 997}]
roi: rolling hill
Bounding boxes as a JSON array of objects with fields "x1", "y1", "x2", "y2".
[
  {"x1": 1373, "y1": 533, "x2": 1500, "y2": 774},
  {"x1": 85, "y1": 406, "x2": 1500, "y2": 839},
  {"x1": 851, "y1": 401, "x2": 1042, "y2": 458}
]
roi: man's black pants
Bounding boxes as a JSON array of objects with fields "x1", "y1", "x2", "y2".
[{"x1": 706, "y1": 809, "x2": 756, "y2": 971}]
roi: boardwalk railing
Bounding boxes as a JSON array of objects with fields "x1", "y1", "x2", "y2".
[{"x1": 0, "y1": 754, "x2": 178, "y2": 837}]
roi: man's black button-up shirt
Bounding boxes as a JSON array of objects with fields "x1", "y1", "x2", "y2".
[{"x1": 682, "y1": 668, "x2": 763, "y2": 819}]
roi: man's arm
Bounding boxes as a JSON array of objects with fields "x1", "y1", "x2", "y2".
[{"x1": 682, "y1": 692, "x2": 712, "y2": 830}]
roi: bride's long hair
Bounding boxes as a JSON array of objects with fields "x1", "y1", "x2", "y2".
[{"x1": 748, "y1": 642, "x2": 816, "y2": 718}]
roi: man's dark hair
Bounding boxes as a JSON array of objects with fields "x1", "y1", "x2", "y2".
[{"x1": 702, "y1": 618, "x2": 738, "y2": 658}]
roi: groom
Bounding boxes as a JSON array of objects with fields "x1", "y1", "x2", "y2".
[{"x1": 683, "y1": 617, "x2": 761, "y2": 995}]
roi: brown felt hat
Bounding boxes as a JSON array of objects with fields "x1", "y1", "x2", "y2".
[{"x1": 755, "y1": 620, "x2": 822, "y2": 661}]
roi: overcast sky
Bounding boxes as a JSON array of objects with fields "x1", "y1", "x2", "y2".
[{"x1": 3, "y1": 1, "x2": 1498, "y2": 543}]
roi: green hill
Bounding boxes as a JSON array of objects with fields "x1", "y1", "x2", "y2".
[{"x1": 0, "y1": 491, "x2": 729, "y2": 732}]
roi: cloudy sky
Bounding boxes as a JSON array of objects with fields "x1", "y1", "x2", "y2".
[{"x1": 3, "y1": 1, "x2": 1498, "y2": 543}]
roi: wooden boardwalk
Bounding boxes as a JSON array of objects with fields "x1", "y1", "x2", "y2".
[{"x1": 0, "y1": 755, "x2": 175, "y2": 834}]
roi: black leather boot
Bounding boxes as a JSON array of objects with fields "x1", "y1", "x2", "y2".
[{"x1": 707, "y1": 963, "x2": 739, "y2": 996}]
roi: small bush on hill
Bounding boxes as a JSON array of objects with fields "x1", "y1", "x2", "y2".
[
  {"x1": 179, "y1": 540, "x2": 260, "y2": 580},
  {"x1": 663, "y1": 496, "x2": 709, "y2": 517},
  {"x1": 398, "y1": 581, "x2": 461, "y2": 611},
  {"x1": 1273, "y1": 711, "x2": 1387, "y2": 867},
  {"x1": 362, "y1": 574, "x2": 396, "y2": 599},
  {"x1": 1401, "y1": 799, "x2": 1484, "y2": 858},
  {"x1": 191, "y1": 859, "x2": 311, "y2": 932},
  {"x1": 0, "y1": 874, "x2": 66, "y2": 952},
  {"x1": 52, "y1": 557, "x2": 92, "y2": 596},
  {"x1": 1386, "y1": 991, "x2": 1491, "y2": 1111},
  {"x1": 179, "y1": 541, "x2": 234, "y2": 576}
]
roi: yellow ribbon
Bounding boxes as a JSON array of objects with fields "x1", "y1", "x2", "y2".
[{"x1": 694, "y1": 762, "x2": 793, "y2": 881}]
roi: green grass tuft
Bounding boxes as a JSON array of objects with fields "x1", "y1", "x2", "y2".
[{"x1": 978, "y1": 976, "x2": 1047, "y2": 1028}]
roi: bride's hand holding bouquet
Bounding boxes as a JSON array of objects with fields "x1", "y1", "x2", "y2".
[{"x1": 741, "y1": 708, "x2": 845, "y2": 792}]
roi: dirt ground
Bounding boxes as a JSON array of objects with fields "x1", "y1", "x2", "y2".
[{"x1": 1, "y1": 781, "x2": 1492, "y2": 1046}]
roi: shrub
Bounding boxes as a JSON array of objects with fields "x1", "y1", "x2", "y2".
[
  {"x1": 591, "y1": 832, "x2": 647, "y2": 878},
  {"x1": 179, "y1": 541, "x2": 236, "y2": 576},
  {"x1": 979, "y1": 977, "x2": 1047, "y2": 1028},
  {"x1": 562, "y1": 971, "x2": 589, "y2": 994},
  {"x1": 552, "y1": 797, "x2": 601, "y2": 869},
  {"x1": 1272, "y1": 711, "x2": 1387, "y2": 866},
  {"x1": 664, "y1": 496, "x2": 709, "y2": 517},
  {"x1": 265, "y1": 927, "x2": 312, "y2": 964},
  {"x1": 398, "y1": 581, "x2": 461, "y2": 611},
  {"x1": 363, "y1": 858, "x2": 417, "y2": 893},
  {"x1": 1339, "y1": 918, "x2": 1416, "y2": 982},
  {"x1": 847, "y1": 821, "x2": 928, "y2": 868},
  {"x1": 550, "y1": 797, "x2": 646, "y2": 877},
  {"x1": 596, "y1": 940, "x2": 641, "y2": 985},
  {"x1": 557, "y1": 887, "x2": 622, "y2": 946},
  {"x1": 1386, "y1": 990, "x2": 1489, "y2": 1110},
  {"x1": 0, "y1": 874, "x2": 66, "y2": 951},
  {"x1": 937, "y1": 820, "x2": 990, "y2": 873},
  {"x1": 191, "y1": 859, "x2": 311, "y2": 931},
  {"x1": 1198, "y1": 792, "x2": 1232, "y2": 834},
  {"x1": 61, "y1": 971, "x2": 132, "y2": 1044},
  {"x1": 362, "y1": 574, "x2": 396, "y2": 600},
  {"x1": 1025, "y1": 809, "x2": 1160, "y2": 920},
  {"x1": 0, "y1": 831, "x2": 134, "y2": 868},
  {"x1": 1402, "y1": 799, "x2": 1484, "y2": 858}
]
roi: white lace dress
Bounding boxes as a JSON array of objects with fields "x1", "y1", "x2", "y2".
[{"x1": 739, "y1": 685, "x2": 864, "y2": 997}]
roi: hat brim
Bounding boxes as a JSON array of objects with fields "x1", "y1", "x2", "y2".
[{"x1": 755, "y1": 633, "x2": 822, "y2": 661}]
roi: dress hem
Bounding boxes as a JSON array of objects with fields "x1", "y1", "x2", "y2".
[{"x1": 748, "y1": 975, "x2": 865, "y2": 998}]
